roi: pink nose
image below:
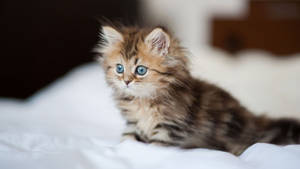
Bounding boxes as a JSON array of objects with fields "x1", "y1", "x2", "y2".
[{"x1": 124, "y1": 80, "x2": 131, "y2": 85}]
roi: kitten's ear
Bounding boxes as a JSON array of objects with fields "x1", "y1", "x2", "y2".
[
  {"x1": 145, "y1": 28, "x2": 170, "y2": 56},
  {"x1": 101, "y1": 26, "x2": 123, "y2": 46},
  {"x1": 94, "y1": 26, "x2": 123, "y2": 62}
]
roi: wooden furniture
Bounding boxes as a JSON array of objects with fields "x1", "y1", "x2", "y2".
[
  {"x1": 211, "y1": 0, "x2": 300, "y2": 56},
  {"x1": 0, "y1": 0, "x2": 139, "y2": 98}
]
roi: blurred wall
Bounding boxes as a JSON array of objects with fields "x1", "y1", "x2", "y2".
[
  {"x1": 141, "y1": 0, "x2": 300, "y2": 55},
  {"x1": 141, "y1": 0, "x2": 247, "y2": 47}
]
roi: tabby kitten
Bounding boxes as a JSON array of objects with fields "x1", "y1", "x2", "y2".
[{"x1": 95, "y1": 25, "x2": 300, "y2": 155}]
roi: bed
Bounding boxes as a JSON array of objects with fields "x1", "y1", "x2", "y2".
[{"x1": 1, "y1": 47, "x2": 300, "y2": 169}]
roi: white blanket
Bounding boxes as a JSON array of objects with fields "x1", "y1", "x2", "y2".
[{"x1": 1, "y1": 48, "x2": 300, "y2": 169}]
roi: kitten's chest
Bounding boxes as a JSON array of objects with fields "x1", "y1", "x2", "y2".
[{"x1": 118, "y1": 99, "x2": 161, "y2": 138}]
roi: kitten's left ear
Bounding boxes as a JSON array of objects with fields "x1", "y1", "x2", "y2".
[
  {"x1": 145, "y1": 28, "x2": 170, "y2": 56},
  {"x1": 101, "y1": 26, "x2": 123, "y2": 46},
  {"x1": 94, "y1": 26, "x2": 123, "y2": 62}
]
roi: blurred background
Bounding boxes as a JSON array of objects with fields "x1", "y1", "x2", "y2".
[{"x1": 0, "y1": 0, "x2": 299, "y2": 99}]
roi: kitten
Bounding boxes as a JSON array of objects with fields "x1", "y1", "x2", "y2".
[{"x1": 94, "y1": 25, "x2": 300, "y2": 155}]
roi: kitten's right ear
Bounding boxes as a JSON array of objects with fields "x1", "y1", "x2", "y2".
[
  {"x1": 145, "y1": 28, "x2": 170, "y2": 56},
  {"x1": 101, "y1": 26, "x2": 123, "y2": 46}
]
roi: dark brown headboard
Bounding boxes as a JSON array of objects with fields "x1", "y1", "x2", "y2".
[
  {"x1": 0, "y1": 0, "x2": 139, "y2": 98},
  {"x1": 211, "y1": 0, "x2": 300, "y2": 56}
]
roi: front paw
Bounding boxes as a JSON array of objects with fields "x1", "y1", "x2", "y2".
[
  {"x1": 121, "y1": 133, "x2": 138, "y2": 142},
  {"x1": 150, "y1": 141, "x2": 166, "y2": 147},
  {"x1": 149, "y1": 140, "x2": 176, "y2": 147}
]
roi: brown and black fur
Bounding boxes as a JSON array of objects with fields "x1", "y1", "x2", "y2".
[{"x1": 95, "y1": 25, "x2": 300, "y2": 155}]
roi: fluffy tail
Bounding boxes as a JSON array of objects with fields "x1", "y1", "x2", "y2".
[{"x1": 259, "y1": 118, "x2": 300, "y2": 145}]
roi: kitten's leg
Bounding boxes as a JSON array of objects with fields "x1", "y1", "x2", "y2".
[
  {"x1": 149, "y1": 123, "x2": 184, "y2": 147},
  {"x1": 121, "y1": 121, "x2": 140, "y2": 142}
]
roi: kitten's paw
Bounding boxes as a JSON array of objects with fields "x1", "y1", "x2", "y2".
[
  {"x1": 149, "y1": 140, "x2": 175, "y2": 147},
  {"x1": 121, "y1": 134, "x2": 137, "y2": 142},
  {"x1": 150, "y1": 141, "x2": 166, "y2": 147}
]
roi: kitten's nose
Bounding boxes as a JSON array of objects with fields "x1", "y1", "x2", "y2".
[{"x1": 124, "y1": 80, "x2": 131, "y2": 85}]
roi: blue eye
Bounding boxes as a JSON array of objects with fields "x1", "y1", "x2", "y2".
[
  {"x1": 116, "y1": 64, "x2": 124, "y2": 74},
  {"x1": 135, "y1": 65, "x2": 148, "y2": 76}
]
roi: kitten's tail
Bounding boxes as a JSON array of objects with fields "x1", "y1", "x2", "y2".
[{"x1": 258, "y1": 118, "x2": 300, "y2": 145}]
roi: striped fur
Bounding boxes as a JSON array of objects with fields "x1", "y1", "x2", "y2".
[{"x1": 95, "y1": 25, "x2": 300, "y2": 155}]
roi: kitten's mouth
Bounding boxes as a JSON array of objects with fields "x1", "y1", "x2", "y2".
[
  {"x1": 122, "y1": 85, "x2": 133, "y2": 91},
  {"x1": 123, "y1": 85, "x2": 131, "y2": 89},
  {"x1": 121, "y1": 87, "x2": 137, "y2": 96}
]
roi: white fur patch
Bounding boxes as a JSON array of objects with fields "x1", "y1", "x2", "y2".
[{"x1": 114, "y1": 79, "x2": 158, "y2": 98}]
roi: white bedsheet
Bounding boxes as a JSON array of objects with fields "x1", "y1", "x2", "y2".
[{"x1": 1, "y1": 48, "x2": 300, "y2": 169}]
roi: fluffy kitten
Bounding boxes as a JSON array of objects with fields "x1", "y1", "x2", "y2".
[{"x1": 95, "y1": 25, "x2": 300, "y2": 155}]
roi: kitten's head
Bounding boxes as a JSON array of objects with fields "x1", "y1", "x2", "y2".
[{"x1": 95, "y1": 26, "x2": 189, "y2": 98}]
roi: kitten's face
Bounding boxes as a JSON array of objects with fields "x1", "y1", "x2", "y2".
[
  {"x1": 96, "y1": 26, "x2": 185, "y2": 98},
  {"x1": 104, "y1": 49, "x2": 167, "y2": 97}
]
